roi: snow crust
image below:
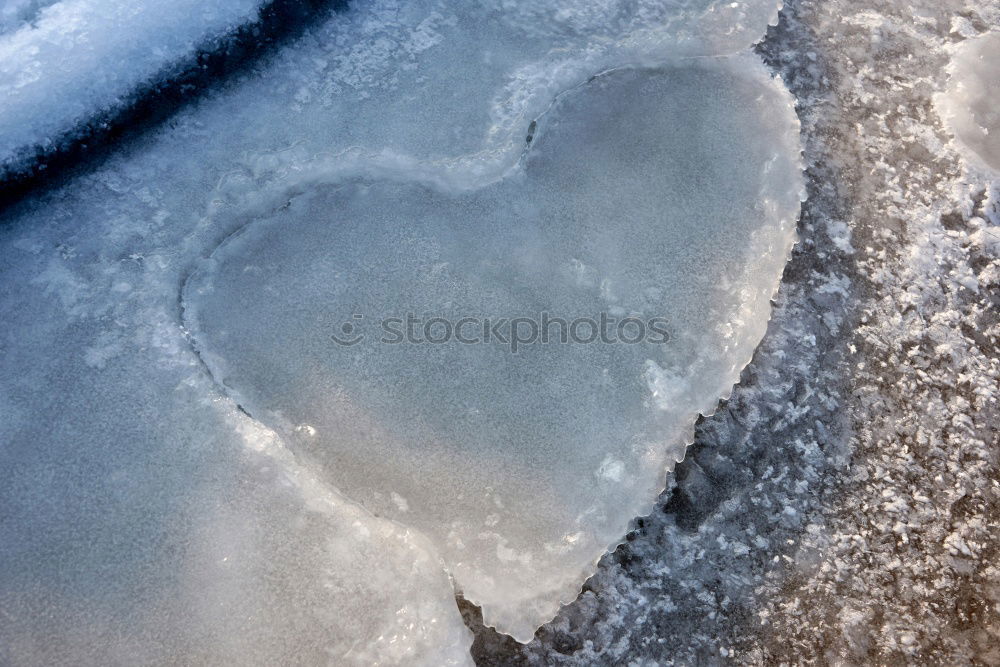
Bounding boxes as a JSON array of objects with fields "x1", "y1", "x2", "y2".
[
  {"x1": 0, "y1": 0, "x2": 783, "y2": 174},
  {"x1": 0, "y1": 0, "x2": 60, "y2": 34}
]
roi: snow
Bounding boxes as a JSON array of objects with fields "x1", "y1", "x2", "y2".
[
  {"x1": 0, "y1": 0, "x2": 784, "y2": 177},
  {"x1": 473, "y1": 0, "x2": 1000, "y2": 663},
  {"x1": 0, "y1": 0, "x2": 60, "y2": 34},
  {"x1": 0, "y1": 0, "x2": 267, "y2": 168}
]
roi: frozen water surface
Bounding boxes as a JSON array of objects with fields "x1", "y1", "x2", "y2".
[
  {"x1": 0, "y1": 238, "x2": 474, "y2": 664},
  {"x1": 939, "y1": 31, "x2": 1000, "y2": 172},
  {"x1": 0, "y1": 0, "x2": 800, "y2": 659},
  {"x1": 184, "y1": 55, "x2": 802, "y2": 640},
  {"x1": 0, "y1": 0, "x2": 782, "y2": 173}
]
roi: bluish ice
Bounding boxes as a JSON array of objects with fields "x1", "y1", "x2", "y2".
[{"x1": 0, "y1": 0, "x2": 801, "y2": 660}]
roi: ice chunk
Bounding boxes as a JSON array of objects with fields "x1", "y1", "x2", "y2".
[
  {"x1": 938, "y1": 31, "x2": 1000, "y2": 172},
  {"x1": 197, "y1": 0, "x2": 786, "y2": 182},
  {"x1": 474, "y1": 0, "x2": 783, "y2": 54},
  {"x1": 183, "y1": 54, "x2": 803, "y2": 640}
]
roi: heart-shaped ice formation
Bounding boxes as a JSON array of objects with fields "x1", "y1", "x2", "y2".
[{"x1": 183, "y1": 55, "x2": 802, "y2": 641}]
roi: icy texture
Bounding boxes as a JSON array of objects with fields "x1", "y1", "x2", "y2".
[
  {"x1": 939, "y1": 31, "x2": 1000, "y2": 172},
  {"x1": 207, "y1": 0, "x2": 785, "y2": 177},
  {"x1": 0, "y1": 0, "x2": 797, "y2": 658},
  {"x1": 0, "y1": 274, "x2": 473, "y2": 664},
  {"x1": 184, "y1": 56, "x2": 802, "y2": 640},
  {"x1": 0, "y1": 0, "x2": 265, "y2": 163},
  {"x1": 0, "y1": 203, "x2": 473, "y2": 664},
  {"x1": 0, "y1": 0, "x2": 782, "y2": 172},
  {"x1": 486, "y1": 0, "x2": 1000, "y2": 663},
  {"x1": 0, "y1": 0, "x2": 60, "y2": 34}
]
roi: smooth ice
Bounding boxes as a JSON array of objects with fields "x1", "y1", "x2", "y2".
[
  {"x1": 184, "y1": 55, "x2": 803, "y2": 640},
  {"x1": 1, "y1": 0, "x2": 798, "y2": 658},
  {"x1": 939, "y1": 31, "x2": 1000, "y2": 172}
]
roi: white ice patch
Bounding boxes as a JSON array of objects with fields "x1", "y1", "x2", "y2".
[
  {"x1": 938, "y1": 31, "x2": 1000, "y2": 173},
  {"x1": 0, "y1": 0, "x2": 266, "y2": 164},
  {"x1": 0, "y1": 0, "x2": 59, "y2": 34},
  {"x1": 183, "y1": 57, "x2": 802, "y2": 641}
]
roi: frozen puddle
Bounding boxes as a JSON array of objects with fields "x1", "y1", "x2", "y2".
[{"x1": 183, "y1": 55, "x2": 802, "y2": 641}]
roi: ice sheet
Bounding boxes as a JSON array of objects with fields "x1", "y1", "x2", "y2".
[
  {"x1": 0, "y1": 0, "x2": 798, "y2": 656},
  {"x1": 183, "y1": 55, "x2": 803, "y2": 640}
]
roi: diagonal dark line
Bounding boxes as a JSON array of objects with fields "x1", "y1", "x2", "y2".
[{"x1": 0, "y1": 0, "x2": 351, "y2": 215}]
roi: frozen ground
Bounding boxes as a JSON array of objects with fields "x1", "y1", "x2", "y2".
[{"x1": 0, "y1": 0, "x2": 998, "y2": 664}]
